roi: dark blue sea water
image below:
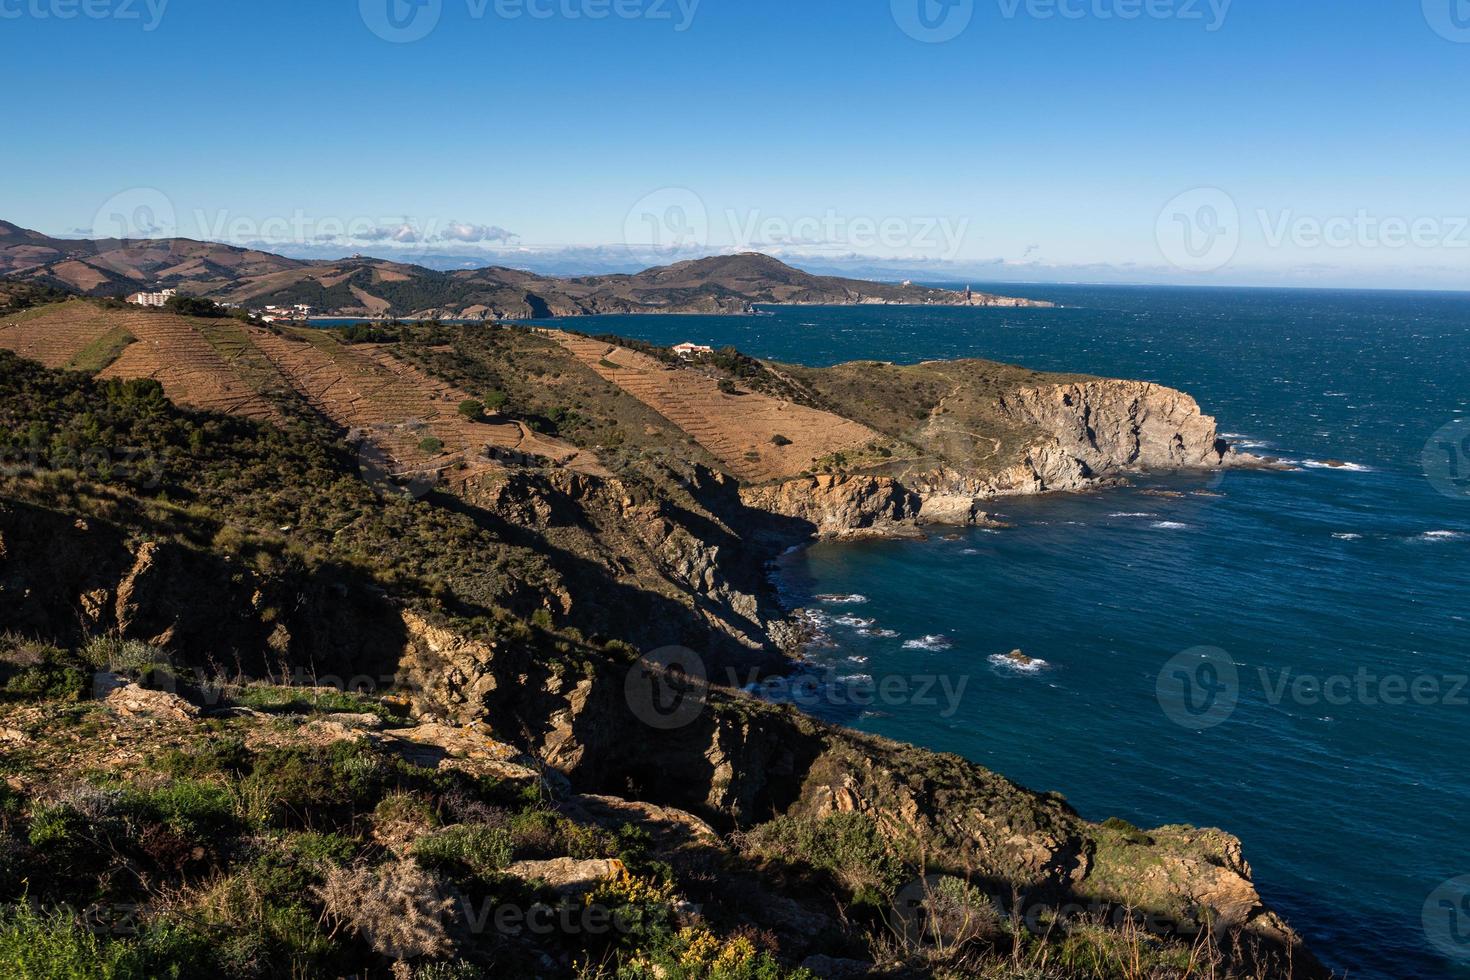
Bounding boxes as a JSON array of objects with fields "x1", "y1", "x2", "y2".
[{"x1": 524, "y1": 286, "x2": 1470, "y2": 979}]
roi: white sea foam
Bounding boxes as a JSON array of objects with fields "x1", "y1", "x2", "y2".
[
  {"x1": 988, "y1": 653, "x2": 1050, "y2": 674},
  {"x1": 1151, "y1": 521, "x2": 1190, "y2": 530},
  {"x1": 1418, "y1": 530, "x2": 1465, "y2": 541},
  {"x1": 960, "y1": 548, "x2": 980, "y2": 555},
  {"x1": 902, "y1": 635, "x2": 952, "y2": 651},
  {"x1": 1304, "y1": 460, "x2": 1371, "y2": 472},
  {"x1": 833, "y1": 614, "x2": 876, "y2": 628},
  {"x1": 857, "y1": 628, "x2": 900, "y2": 639},
  {"x1": 1332, "y1": 533, "x2": 1363, "y2": 541},
  {"x1": 1110, "y1": 512, "x2": 1156, "y2": 519},
  {"x1": 837, "y1": 673, "x2": 873, "y2": 684},
  {"x1": 816, "y1": 594, "x2": 868, "y2": 605}
]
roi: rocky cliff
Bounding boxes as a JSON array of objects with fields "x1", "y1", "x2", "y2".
[{"x1": 741, "y1": 377, "x2": 1255, "y2": 536}]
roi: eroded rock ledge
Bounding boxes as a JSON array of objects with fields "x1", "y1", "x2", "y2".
[{"x1": 742, "y1": 378, "x2": 1261, "y2": 538}]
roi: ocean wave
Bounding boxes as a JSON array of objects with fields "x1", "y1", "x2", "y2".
[
  {"x1": 1110, "y1": 512, "x2": 1156, "y2": 518},
  {"x1": 836, "y1": 673, "x2": 873, "y2": 684},
  {"x1": 1151, "y1": 521, "x2": 1190, "y2": 530},
  {"x1": 833, "y1": 614, "x2": 877, "y2": 628},
  {"x1": 1332, "y1": 533, "x2": 1363, "y2": 541},
  {"x1": 857, "y1": 628, "x2": 900, "y2": 638},
  {"x1": 1303, "y1": 460, "x2": 1371, "y2": 472},
  {"x1": 815, "y1": 593, "x2": 868, "y2": 605},
  {"x1": 845, "y1": 655, "x2": 869, "y2": 664},
  {"x1": 960, "y1": 548, "x2": 980, "y2": 555},
  {"x1": 988, "y1": 652, "x2": 1050, "y2": 674},
  {"x1": 902, "y1": 635, "x2": 952, "y2": 651},
  {"x1": 1416, "y1": 530, "x2": 1465, "y2": 541}
]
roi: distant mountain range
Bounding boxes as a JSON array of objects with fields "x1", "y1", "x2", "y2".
[{"x1": 0, "y1": 221, "x2": 1051, "y2": 318}]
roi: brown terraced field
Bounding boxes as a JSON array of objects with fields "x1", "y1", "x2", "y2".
[
  {"x1": 552, "y1": 331, "x2": 879, "y2": 482},
  {"x1": 0, "y1": 301, "x2": 605, "y2": 480}
]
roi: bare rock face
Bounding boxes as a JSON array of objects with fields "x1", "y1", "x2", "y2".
[
  {"x1": 738, "y1": 474, "x2": 922, "y2": 539},
  {"x1": 104, "y1": 682, "x2": 200, "y2": 723},
  {"x1": 503, "y1": 857, "x2": 625, "y2": 895},
  {"x1": 998, "y1": 380, "x2": 1233, "y2": 476}
]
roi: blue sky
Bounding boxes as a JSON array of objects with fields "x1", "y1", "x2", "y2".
[{"x1": 3, "y1": 0, "x2": 1468, "y2": 287}]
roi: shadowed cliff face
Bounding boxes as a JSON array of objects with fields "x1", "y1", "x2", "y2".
[{"x1": 391, "y1": 608, "x2": 1326, "y2": 979}]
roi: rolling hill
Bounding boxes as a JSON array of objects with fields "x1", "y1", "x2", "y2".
[{"x1": 0, "y1": 221, "x2": 1052, "y2": 318}]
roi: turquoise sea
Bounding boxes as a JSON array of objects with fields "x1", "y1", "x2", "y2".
[{"x1": 524, "y1": 286, "x2": 1470, "y2": 979}]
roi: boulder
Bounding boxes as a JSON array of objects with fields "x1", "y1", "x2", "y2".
[
  {"x1": 503, "y1": 857, "x2": 624, "y2": 895},
  {"x1": 104, "y1": 683, "x2": 199, "y2": 723}
]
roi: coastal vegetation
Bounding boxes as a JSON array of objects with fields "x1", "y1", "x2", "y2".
[{"x1": 0, "y1": 298, "x2": 1312, "y2": 978}]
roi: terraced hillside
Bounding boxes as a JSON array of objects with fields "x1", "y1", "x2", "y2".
[
  {"x1": 0, "y1": 300, "x2": 604, "y2": 481},
  {"x1": 553, "y1": 331, "x2": 884, "y2": 483}
]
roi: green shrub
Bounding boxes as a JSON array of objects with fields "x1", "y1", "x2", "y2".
[
  {"x1": 457, "y1": 400, "x2": 485, "y2": 421},
  {"x1": 1101, "y1": 816, "x2": 1155, "y2": 846},
  {"x1": 0, "y1": 904, "x2": 107, "y2": 979},
  {"x1": 2, "y1": 646, "x2": 88, "y2": 702},
  {"x1": 769, "y1": 434, "x2": 792, "y2": 447},
  {"x1": 411, "y1": 825, "x2": 513, "y2": 879},
  {"x1": 742, "y1": 812, "x2": 905, "y2": 906},
  {"x1": 418, "y1": 437, "x2": 445, "y2": 454},
  {"x1": 159, "y1": 735, "x2": 252, "y2": 779},
  {"x1": 121, "y1": 779, "x2": 236, "y2": 840}
]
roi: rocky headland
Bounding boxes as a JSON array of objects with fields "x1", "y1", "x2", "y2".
[{"x1": 0, "y1": 296, "x2": 1323, "y2": 978}]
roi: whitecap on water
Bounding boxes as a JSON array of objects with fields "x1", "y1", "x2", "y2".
[
  {"x1": 1303, "y1": 460, "x2": 1371, "y2": 473},
  {"x1": 1151, "y1": 521, "x2": 1190, "y2": 530},
  {"x1": 1332, "y1": 533, "x2": 1363, "y2": 541},
  {"x1": 815, "y1": 594, "x2": 868, "y2": 605},
  {"x1": 1416, "y1": 530, "x2": 1465, "y2": 541},
  {"x1": 857, "y1": 628, "x2": 900, "y2": 639},
  {"x1": 988, "y1": 653, "x2": 1050, "y2": 675},
  {"x1": 1110, "y1": 512, "x2": 1156, "y2": 519},
  {"x1": 902, "y1": 635, "x2": 952, "y2": 651},
  {"x1": 833, "y1": 614, "x2": 877, "y2": 628}
]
